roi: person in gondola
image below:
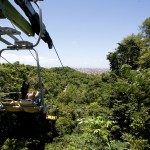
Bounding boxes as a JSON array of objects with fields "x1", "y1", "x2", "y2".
[
  {"x1": 27, "y1": 91, "x2": 36, "y2": 100},
  {"x1": 21, "y1": 81, "x2": 30, "y2": 99},
  {"x1": 26, "y1": 90, "x2": 41, "y2": 106}
]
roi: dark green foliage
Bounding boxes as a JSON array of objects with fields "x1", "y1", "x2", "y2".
[
  {"x1": 139, "y1": 48, "x2": 150, "y2": 69},
  {"x1": 107, "y1": 34, "x2": 144, "y2": 75},
  {"x1": 140, "y1": 17, "x2": 150, "y2": 41},
  {"x1": 0, "y1": 112, "x2": 55, "y2": 149},
  {"x1": 1, "y1": 61, "x2": 149, "y2": 149}
]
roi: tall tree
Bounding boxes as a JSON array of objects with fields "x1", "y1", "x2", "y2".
[
  {"x1": 107, "y1": 34, "x2": 143, "y2": 75},
  {"x1": 140, "y1": 17, "x2": 150, "y2": 42}
]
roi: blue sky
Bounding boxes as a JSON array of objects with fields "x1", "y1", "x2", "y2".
[{"x1": 1, "y1": 0, "x2": 150, "y2": 68}]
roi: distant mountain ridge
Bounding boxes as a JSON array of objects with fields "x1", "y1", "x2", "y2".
[{"x1": 74, "y1": 68, "x2": 109, "y2": 75}]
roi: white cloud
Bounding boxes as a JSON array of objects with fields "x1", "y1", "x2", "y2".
[
  {"x1": 1, "y1": 53, "x2": 60, "y2": 67},
  {"x1": 39, "y1": 56, "x2": 60, "y2": 67}
]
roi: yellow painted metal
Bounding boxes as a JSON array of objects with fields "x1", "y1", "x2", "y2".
[
  {"x1": 1, "y1": 100, "x2": 42, "y2": 113},
  {"x1": 46, "y1": 115, "x2": 57, "y2": 120}
]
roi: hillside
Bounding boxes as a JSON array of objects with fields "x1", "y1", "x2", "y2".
[
  {"x1": 74, "y1": 68, "x2": 109, "y2": 75},
  {"x1": 0, "y1": 61, "x2": 149, "y2": 149}
]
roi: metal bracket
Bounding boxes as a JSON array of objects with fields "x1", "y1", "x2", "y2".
[
  {"x1": 15, "y1": 40, "x2": 33, "y2": 47},
  {"x1": 7, "y1": 40, "x2": 33, "y2": 49},
  {"x1": 0, "y1": 26, "x2": 21, "y2": 45},
  {"x1": 0, "y1": 36, "x2": 12, "y2": 45},
  {"x1": 0, "y1": 26, "x2": 21, "y2": 35},
  {"x1": 0, "y1": 26, "x2": 34, "y2": 49}
]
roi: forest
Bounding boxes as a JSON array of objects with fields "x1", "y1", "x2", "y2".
[{"x1": 0, "y1": 17, "x2": 150, "y2": 150}]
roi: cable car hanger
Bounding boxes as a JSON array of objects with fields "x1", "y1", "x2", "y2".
[
  {"x1": 0, "y1": 0, "x2": 59, "y2": 120},
  {"x1": 0, "y1": 0, "x2": 45, "y2": 114},
  {"x1": 0, "y1": 0, "x2": 53, "y2": 48}
]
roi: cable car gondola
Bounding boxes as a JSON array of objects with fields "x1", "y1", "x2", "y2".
[{"x1": 0, "y1": 0, "x2": 57, "y2": 121}]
